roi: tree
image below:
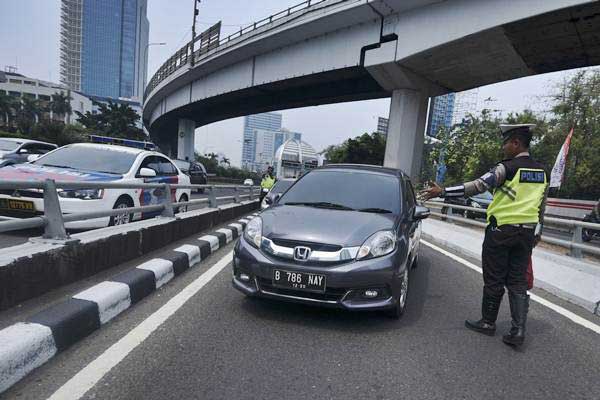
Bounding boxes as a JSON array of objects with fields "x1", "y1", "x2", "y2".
[
  {"x1": 49, "y1": 91, "x2": 73, "y2": 124},
  {"x1": 16, "y1": 96, "x2": 43, "y2": 135},
  {"x1": 75, "y1": 100, "x2": 145, "y2": 140},
  {"x1": 220, "y1": 157, "x2": 231, "y2": 166},
  {"x1": 325, "y1": 132, "x2": 386, "y2": 165}
]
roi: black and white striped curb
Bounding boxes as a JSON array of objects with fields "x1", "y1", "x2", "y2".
[{"x1": 0, "y1": 213, "x2": 259, "y2": 394}]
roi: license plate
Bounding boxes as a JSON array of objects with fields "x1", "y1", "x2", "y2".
[
  {"x1": 0, "y1": 198, "x2": 36, "y2": 212},
  {"x1": 273, "y1": 269, "x2": 326, "y2": 292}
]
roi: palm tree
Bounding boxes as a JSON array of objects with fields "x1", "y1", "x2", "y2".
[
  {"x1": 16, "y1": 97, "x2": 43, "y2": 135},
  {"x1": 206, "y1": 152, "x2": 218, "y2": 161},
  {"x1": 221, "y1": 157, "x2": 231, "y2": 166},
  {"x1": 50, "y1": 91, "x2": 73, "y2": 124},
  {"x1": 0, "y1": 92, "x2": 13, "y2": 128}
]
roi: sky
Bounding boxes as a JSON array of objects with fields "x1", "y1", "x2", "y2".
[{"x1": 0, "y1": 0, "x2": 594, "y2": 167}]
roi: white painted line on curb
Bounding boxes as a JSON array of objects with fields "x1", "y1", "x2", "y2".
[
  {"x1": 174, "y1": 244, "x2": 201, "y2": 266},
  {"x1": 199, "y1": 235, "x2": 219, "y2": 251},
  {"x1": 0, "y1": 323, "x2": 57, "y2": 394},
  {"x1": 238, "y1": 219, "x2": 250, "y2": 224},
  {"x1": 229, "y1": 223, "x2": 243, "y2": 236},
  {"x1": 421, "y1": 240, "x2": 600, "y2": 335},
  {"x1": 47, "y1": 251, "x2": 234, "y2": 400},
  {"x1": 73, "y1": 282, "x2": 131, "y2": 325},
  {"x1": 137, "y1": 259, "x2": 174, "y2": 289},
  {"x1": 216, "y1": 228, "x2": 233, "y2": 243}
]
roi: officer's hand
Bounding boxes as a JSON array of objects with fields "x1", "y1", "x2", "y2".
[
  {"x1": 533, "y1": 234, "x2": 541, "y2": 248},
  {"x1": 419, "y1": 181, "x2": 443, "y2": 201}
]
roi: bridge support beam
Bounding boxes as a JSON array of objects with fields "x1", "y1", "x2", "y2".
[
  {"x1": 383, "y1": 89, "x2": 429, "y2": 181},
  {"x1": 177, "y1": 119, "x2": 196, "y2": 161}
]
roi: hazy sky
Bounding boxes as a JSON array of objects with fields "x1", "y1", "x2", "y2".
[{"x1": 0, "y1": 0, "x2": 592, "y2": 166}]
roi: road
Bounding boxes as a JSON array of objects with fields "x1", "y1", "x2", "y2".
[
  {"x1": 0, "y1": 187, "x2": 242, "y2": 249},
  {"x1": 4, "y1": 239, "x2": 600, "y2": 400}
]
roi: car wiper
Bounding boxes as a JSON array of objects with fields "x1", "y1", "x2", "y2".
[
  {"x1": 285, "y1": 201, "x2": 355, "y2": 211},
  {"x1": 39, "y1": 164, "x2": 73, "y2": 169},
  {"x1": 358, "y1": 207, "x2": 393, "y2": 214}
]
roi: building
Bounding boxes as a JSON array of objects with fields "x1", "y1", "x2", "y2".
[
  {"x1": 253, "y1": 129, "x2": 276, "y2": 168},
  {"x1": 452, "y1": 89, "x2": 479, "y2": 125},
  {"x1": 273, "y1": 138, "x2": 320, "y2": 179},
  {"x1": 60, "y1": 0, "x2": 149, "y2": 107},
  {"x1": 241, "y1": 112, "x2": 282, "y2": 171},
  {"x1": 0, "y1": 71, "x2": 93, "y2": 125},
  {"x1": 427, "y1": 93, "x2": 456, "y2": 137},
  {"x1": 274, "y1": 128, "x2": 302, "y2": 156},
  {"x1": 376, "y1": 117, "x2": 389, "y2": 135}
]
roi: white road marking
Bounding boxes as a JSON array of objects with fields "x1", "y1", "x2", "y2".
[
  {"x1": 73, "y1": 282, "x2": 131, "y2": 325},
  {"x1": 421, "y1": 240, "x2": 600, "y2": 335},
  {"x1": 47, "y1": 251, "x2": 234, "y2": 400}
]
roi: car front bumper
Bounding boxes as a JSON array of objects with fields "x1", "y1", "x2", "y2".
[{"x1": 232, "y1": 234, "x2": 407, "y2": 311}]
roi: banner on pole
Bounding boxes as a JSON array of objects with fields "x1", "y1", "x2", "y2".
[{"x1": 549, "y1": 127, "x2": 574, "y2": 188}]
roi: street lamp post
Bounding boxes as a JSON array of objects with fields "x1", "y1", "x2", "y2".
[
  {"x1": 190, "y1": 0, "x2": 201, "y2": 67},
  {"x1": 143, "y1": 42, "x2": 167, "y2": 103}
]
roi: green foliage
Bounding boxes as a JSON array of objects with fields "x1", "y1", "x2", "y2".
[
  {"x1": 75, "y1": 100, "x2": 145, "y2": 140},
  {"x1": 324, "y1": 132, "x2": 386, "y2": 165},
  {"x1": 195, "y1": 152, "x2": 260, "y2": 181}
]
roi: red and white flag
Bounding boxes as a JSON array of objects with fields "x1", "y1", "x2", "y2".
[{"x1": 549, "y1": 128, "x2": 574, "y2": 188}]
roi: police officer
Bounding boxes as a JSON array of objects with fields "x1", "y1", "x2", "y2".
[
  {"x1": 420, "y1": 124, "x2": 549, "y2": 347},
  {"x1": 260, "y1": 166, "x2": 276, "y2": 201}
]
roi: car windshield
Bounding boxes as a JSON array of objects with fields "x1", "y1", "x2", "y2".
[
  {"x1": 271, "y1": 180, "x2": 294, "y2": 194},
  {"x1": 33, "y1": 146, "x2": 138, "y2": 175},
  {"x1": 280, "y1": 170, "x2": 400, "y2": 213},
  {"x1": 0, "y1": 139, "x2": 21, "y2": 151}
]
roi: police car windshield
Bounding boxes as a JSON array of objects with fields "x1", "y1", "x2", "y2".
[
  {"x1": 0, "y1": 139, "x2": 21, "y2": 151},
  {"x1": 281, "y1": 170, "x2": 400, "y2": 214},
  {"x1": 34, "y1": 146, "x2": 137, "y2": 175}
]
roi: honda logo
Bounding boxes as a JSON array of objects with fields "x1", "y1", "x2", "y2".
[{"x1": 293, "y1": 246, "x2": 311, "y2": 261}]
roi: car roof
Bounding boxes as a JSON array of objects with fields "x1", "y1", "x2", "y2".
[
  {"x1": 0, "y1": 138, "x2": 56, "y2": 147},
  {"x1": 316, "y1": 163, "x2": 406, "y2": 178}
]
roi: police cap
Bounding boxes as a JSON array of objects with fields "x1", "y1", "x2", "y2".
[{"x1": 499, "y1": 124, "x2": 535, "y2": 142}]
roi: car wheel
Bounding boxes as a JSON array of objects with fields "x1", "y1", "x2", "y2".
[
  {"x1": 109, "y1": 196, "x2": 133, "y2": 226},
  {"x1": 411, "y1": 253, "x2": 419, "y2": 269},
  {"x1": 386, "y1": 267, "x2": 409, "y2": 319},
  {"x1": 582, "y1": 229, "x2": 592, "y2": 242},
  {"x1": 176, "y1": 194, "x2": 189, "y2": 213}
]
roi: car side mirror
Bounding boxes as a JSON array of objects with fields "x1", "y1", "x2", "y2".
[
  {"x1": 265, "y1": 196, "x2": 274, "y2": 205},
  {"x1": 139, "y1": 167, "x2": 157, "y2": 178},
  {"x1": 413, "y1": 206, "x2": 430, "y2": 220}
]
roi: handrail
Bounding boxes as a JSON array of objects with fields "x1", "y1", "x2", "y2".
[
  {"x1": 144, "y1": 0, "x2": 346, "y2": 100},
  {"x1": 0, "y1": 179, "x2": 260, "y2": 240},
  {"x1": 424, "y1": 201, "x2": 600, "y2": 258}
]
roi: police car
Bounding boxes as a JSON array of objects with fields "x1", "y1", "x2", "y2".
[{"x1": 0, "y1": 143, "x2": 191, "y2": 229}]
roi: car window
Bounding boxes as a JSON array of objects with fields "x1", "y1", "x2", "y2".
[
  {"x1": 0, "y1": 139, "x2": 21, "y2": 151},
  {"x1": 23, "y1": 143, "x2": 56, "y2": 155},
  {"x1": 173, "y1": 159, "x2": 190, "y2": 172},
  {"x1": 33, "y1": 146, "x2": 137, "y2": 174},
  {"x1": 272, "y1": 180, "x2": 294, "y2": 194},
  {"x1": 156, "y1": 157, "x2": 178, "y2": 175},
  {"x1": 280, "y1": 170, "x2": 401, "y2": 214},
  {"x1": 139, "y1": 156, "x2": 161, "y2": 175},
  {"x1": 405, "y1": 180, "x2": 416, "y2": 211}
]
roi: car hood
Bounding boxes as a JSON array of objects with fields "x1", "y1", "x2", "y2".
[
  {"x1": 260, "y1": 205, "x2": 397, "y2": 247},
  {"x1": 0, "y1": 163, "x2": 123, "y2": 182}
]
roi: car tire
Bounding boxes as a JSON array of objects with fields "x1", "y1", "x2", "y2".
[
  {"x1": 386, "y1": 267, "x2": 409, "y2": 319},
  {"x1": 411, "y1": 253, "x2": 419, "y2": 270},
  {"x1": 109, "y1": 196, "x2": 134, "y2": 226},
  {"x1": 582, "y1": 229, "x2": 592, "y2": 242},
  {"x1": 176, "y1": 194, "x2": 189, "y2": 214}
]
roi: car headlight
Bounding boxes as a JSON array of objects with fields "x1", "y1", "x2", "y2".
[
  {"x1": 58, "y1": 189, "x2": 104, "y2": 200},
  {"x1": 357, "y1": 230, "x2": 396, "y2": 260},
  {"x1": 244, "y1": 217, "x2": 262, "y2": 248}
]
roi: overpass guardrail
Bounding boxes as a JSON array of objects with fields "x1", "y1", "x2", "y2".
[
  {"x1": 145, "y1": 0, "x2": 346, "y2": 99},
  {"x1": 424, "y1": 201, "x2": 600, "y2": 259},
  {"x1": 0, "y1": 179, "x2": 260, "y2": 241}
]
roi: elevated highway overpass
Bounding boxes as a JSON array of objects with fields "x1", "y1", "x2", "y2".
[{"x1": 143, "y1": 0, "x2": 600, "y2": 178}]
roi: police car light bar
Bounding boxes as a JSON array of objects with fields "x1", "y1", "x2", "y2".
[{"x1": 88, "y1": 135, "x2": 157, "y2": 151}]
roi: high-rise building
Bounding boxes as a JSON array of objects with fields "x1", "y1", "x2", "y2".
[
  {"x1": 376, "y1": 117, "x2": 389, "y2": 135},
  {"x1": 242, "y1": 112, "x2": 282, "y2": 171},
  {"x1": 427, "y1": 93, "x2": 456, "y2": 137},
  {"x1": 452, "y1": 89, "x2": 479, "y2": 125},
  {"x1": 60, "y1": 0, "x2": 149, "y2": 106}
]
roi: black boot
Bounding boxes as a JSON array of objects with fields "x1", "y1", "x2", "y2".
[
  {"x1": 502, "y1": 291, "x2": 529, "y2": 346},
  {"x1": 465, "y1": 292, "x2": 502, "y2": 336}
]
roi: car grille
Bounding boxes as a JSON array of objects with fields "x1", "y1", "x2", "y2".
[
  {"x1": 270, "y1": 238, "x2": 342, "y2": 252},
  {"x1": 256, "y1": 277, "x2": 347, "y2": 303},
  {"x1": 0, "y1": 189, "x2": 44, "y2": 199}
]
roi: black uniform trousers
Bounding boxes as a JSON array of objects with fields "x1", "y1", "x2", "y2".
[{"x1": 482, "y1": 224, "x2": 535, "y2": 298}]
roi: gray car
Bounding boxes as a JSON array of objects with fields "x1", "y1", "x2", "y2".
[
  {"x1": 0, "y1": 138, "x2": 57, "y2": 167},
  {"x1": 233, "y1": 164, "x2": 429, "y2": 318}
]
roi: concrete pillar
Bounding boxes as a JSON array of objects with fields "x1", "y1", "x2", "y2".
[
  {"x1": 383, "y1": 89, "x2": 429, "y2": 181},
  {"x1": 177, "y1": 119, "x2": 196, "y2": 161}
]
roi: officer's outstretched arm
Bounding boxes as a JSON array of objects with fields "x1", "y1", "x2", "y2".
[{"x1": 440, "y1": 164, "x2": 507, "y2": 198}]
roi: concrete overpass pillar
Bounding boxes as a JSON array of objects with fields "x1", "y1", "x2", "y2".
[
  {"x1": 383, "y1": 89, "x2": 429, "y2": 181},
  {"x1": 177, "y1": 119, "x2": 196, "y2": 161}
]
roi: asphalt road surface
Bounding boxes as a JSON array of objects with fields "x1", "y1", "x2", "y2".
[
  {"x1": 4, "y1": 239, "x2": 600, "y2": 400},
  {"x1": 0, "y1": 187, "x2": 241, "y2": 249}
]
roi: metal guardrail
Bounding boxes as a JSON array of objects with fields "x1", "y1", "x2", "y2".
[
  {"x1": 144, "y1": 0, "x2": 345, "y2": 99},
  {"x1": 0, "y1": 179, "x2": 260, "y2": 241},
  {"x1": 424, "y1": 201, "x2": 600, "y2": 258}
]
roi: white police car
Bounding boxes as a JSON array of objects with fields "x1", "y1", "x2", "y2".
[{"x1": 0, "y1": 143, "x2": 191, "y2": 229}]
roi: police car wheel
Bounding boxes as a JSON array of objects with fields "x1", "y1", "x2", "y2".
[
  {"x1": 386, "y1": 268, "x2": 409, "y2": 319},
  {"x1": 109, "y1": 197, "x2": 133, "y2": 226}
]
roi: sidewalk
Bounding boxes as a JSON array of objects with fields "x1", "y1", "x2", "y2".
[{"x1": 421, "y1": 218, "x2": 600, "y2": 315}]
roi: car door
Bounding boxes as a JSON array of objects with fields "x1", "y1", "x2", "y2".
[
  {"x1": 405, "y1": 179, "x2": 420, "y2": 261},
  {"x1": 137, "y1": 155, "x2": 177, "y2": 217}
]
